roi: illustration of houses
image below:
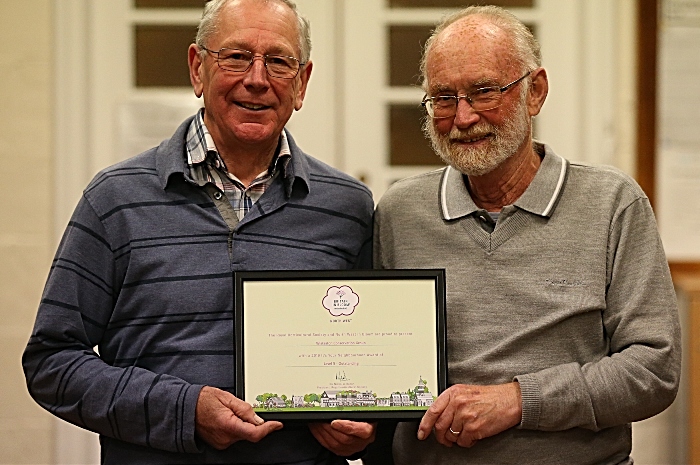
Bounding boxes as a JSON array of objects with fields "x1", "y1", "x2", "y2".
[
  {"x1": 321, "y1": 390, "x2": 378, "y2": 407},
  {"x1": 290, "y1": 377, "x2": 432, "y2": 410},
  {"x1": 338, "y1": 391, "x2": 356, "y2": 406},
  {"x1": 390, "y1": 392, "x2": 411, "y2": 407},
  {"x1": 415, "y1": 392, "x2": 434, "y2": 406},
  {"x1": 413, "y1": 377, "x2": 434, "y2": 406},
  {"x1": 376, "y1": 397, "x2": 390, "y2": 407},
  {"x1": 356, "y1": 391, "x2": 376, "y2": 406},
  {"x1": 265, "y1": 396, "x2": 286, "y2": 409},
  {"x1": 320, "y1": 391, "x2": 338, "y2": 407},
  {"x1": 415, "y1": 377, "x2": 428, "y2": 394}
]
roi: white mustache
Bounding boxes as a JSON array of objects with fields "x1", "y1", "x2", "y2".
[{"x1": 448, "y1": 125, "x2": 496, "y2": 142}]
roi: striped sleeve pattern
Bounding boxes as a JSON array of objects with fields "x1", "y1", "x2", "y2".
[
  {"x1": 24, "y1": 162, "x2": 207, "y2": 454},
  {"x1": 22, "y1": 120, "x2": 374, "y2": 463}
]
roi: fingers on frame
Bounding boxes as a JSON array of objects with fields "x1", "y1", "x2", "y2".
[{"x1": 419, "y1": 397, "x2": 452, "y2": 435}]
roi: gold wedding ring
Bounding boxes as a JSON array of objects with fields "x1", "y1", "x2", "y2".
[{"x1": 449, "y1": 427, "x2": 461, "y2": 435}]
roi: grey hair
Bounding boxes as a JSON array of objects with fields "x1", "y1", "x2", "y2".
[
  {"x1": 420, "y1": 5, "x2": 541, "y2": 90},
  {"x1": 195, "y1": 0, "x2": 312, "y2": 63}
]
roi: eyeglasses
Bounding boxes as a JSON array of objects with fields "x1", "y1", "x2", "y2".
[
  {"x1": 421, "y1": 71, "x2": 531, "y2": 119},
  {"x1": 200, "y1": 46, "x2": 304, "y2": 79}
]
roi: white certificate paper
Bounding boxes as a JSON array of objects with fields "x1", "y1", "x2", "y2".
[{"x1": 234, "y1": 270, "x2": 446, "y2": 420}]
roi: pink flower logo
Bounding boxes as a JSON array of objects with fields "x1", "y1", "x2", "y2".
[{"x1": 322, "y1": 286, "x2": 359, "y2": 316}]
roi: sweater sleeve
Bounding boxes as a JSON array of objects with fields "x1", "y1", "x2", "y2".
[
  {"x1": 515, "y1": 197, "x2": 681, "y2": 431},
  {"x1": 22, "y1": 195, "x2": 203, "y2": 453}
]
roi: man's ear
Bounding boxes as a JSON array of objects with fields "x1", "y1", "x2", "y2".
[
  {"x1": 294, "y1": 61, "x2": 313, "y2": 111},
  {"x1": 527, "y1": 67, "x2": 548, "y2": 117},
  {"x1": 188, "y1": 44, "x2": 204, "y2": 98}
]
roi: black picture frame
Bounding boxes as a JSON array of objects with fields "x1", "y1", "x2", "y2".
[{"x1": 233, "y1": 269, "x2": 447, "y2": 421}]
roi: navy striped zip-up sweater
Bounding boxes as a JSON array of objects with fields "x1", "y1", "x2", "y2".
[{"x1": 23, "y1": 116, "x2": 374, "y2": 464}]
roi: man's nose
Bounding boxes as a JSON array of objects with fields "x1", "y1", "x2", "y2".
[
  {"x1": 243, "y1": 56, "x2": 270, "y2": 85},
  {"x1": 453, "y1": 97, "x2": 480, "y2": 127}
]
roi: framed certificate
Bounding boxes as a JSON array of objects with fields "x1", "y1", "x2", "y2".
[{"x1": 234, "y1": 269, "x2": 447, "y2": 421}]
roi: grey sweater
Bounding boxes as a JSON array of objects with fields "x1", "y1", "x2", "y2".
[
  {"x1": 23, "y1": 117, "x2": 374, "y2": 464},
  {"x1": 374, "y1": 144, "x2": 681, "y2": 465}
]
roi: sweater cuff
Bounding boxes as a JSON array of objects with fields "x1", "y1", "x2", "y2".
[
  {"x1": 183, "y1": 384, "x2": 206, "y2": 453},
  {"x1": 513, "y1": 374, "x2": 541, "y2": 430}
]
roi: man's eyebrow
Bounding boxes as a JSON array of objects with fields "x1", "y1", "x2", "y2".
[
  {"x1": 428, "y1": 77, "x2": 501, "y2": 95},
  {"x1": 218, "y1": 42, "x2": 297, "y2": 57},
  {"x1": 263, "y1": 46, "x2": 298, "y2": 56},
  {"x1": 428, "y1": 84, "x2": 455, "y2": 94},
  {"x1": 471, "y1": 77, "x2": 499, "y2": 88}
]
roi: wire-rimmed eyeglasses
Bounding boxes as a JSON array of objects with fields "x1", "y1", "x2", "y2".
[
  {"x1": 421, "y1": 71, "x2": 532, "y2": 119},
  {"x1": 200, "y1": 46, "x2": 305, "y2": 79}
]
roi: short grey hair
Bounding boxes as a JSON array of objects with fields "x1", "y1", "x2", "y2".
[
  {"x1": 195, "y1": 0, "x2": 312, "y2": 63},
  {"x1": 421, "y1": 5, "x2": 541, "y2": 89}
]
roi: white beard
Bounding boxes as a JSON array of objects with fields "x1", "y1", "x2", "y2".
[{"x1": 424, "y1": 102, "x2": 531, "y2": 177}]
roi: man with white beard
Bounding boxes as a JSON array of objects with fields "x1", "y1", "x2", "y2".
[{"x1": 374, "y1": 5, "x2": 681, "y2": 464}]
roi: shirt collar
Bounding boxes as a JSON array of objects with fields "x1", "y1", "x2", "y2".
[
  {"x1": 185, "y1": 108, "x2": 292, "y2": 177},
  {"x1": 439, "y1": 142, "x2": 568, "y2": 221},
  {"x1": 185, "y1": 108, "x2": 216, "y2": 166},
  {"x1": 157, "y1": 114, "x2": 308, "y2": 198}
]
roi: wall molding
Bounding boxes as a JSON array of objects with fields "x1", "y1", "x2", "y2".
[{"x1": 636, "y1": 0, "x2": 657, "y2": 208}]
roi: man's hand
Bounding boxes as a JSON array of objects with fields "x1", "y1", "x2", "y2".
[
  {"x1": 195, "y1": 386, "x2": 283, "y2": 450},
  {"x1": 417, "y1": 382, "x2": 522, "y2": 448},
  {"x1": 309, "y1": 420, "x2": 376, "y2": 457}
]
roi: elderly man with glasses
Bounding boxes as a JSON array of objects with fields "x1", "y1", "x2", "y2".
[
  {"x1": 23, "y1": 1, "x2": 379, "y2": 464},
  {"x1": 374, "y1": 5, "x2": 681, "y2": 464}
]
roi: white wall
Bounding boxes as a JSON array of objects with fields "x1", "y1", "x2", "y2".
[{"x1": 0, "y1": 1, "x2": 55, "y2": 463}]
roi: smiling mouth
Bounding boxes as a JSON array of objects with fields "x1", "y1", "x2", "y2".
[
  {"x1": 452, "y1": 133, "x2": 492, "y2": 144},
  {"x1": 236, "y1": 101, "x2": 270, "y2": 111}
]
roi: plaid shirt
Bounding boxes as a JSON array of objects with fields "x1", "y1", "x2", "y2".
[{"x1": 185, "y1": 109, "x2": 291, "y2": 220}]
